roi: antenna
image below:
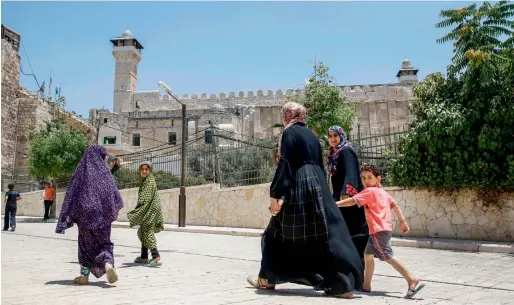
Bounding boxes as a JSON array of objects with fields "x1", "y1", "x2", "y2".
[{"x1": 48, "y1": 70, "x2": 52, "y2": 100}]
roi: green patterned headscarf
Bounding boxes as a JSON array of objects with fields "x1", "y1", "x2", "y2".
[{"x1": 127, "y1": 161, "x2": 164, "y2": 234}]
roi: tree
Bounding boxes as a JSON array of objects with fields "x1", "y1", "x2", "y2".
[
  {"x1": 187, "y1": 137, "x2": 276, "y2": 188},
  {"x1": 289, "y1": 62, "x2": 356, "y2": 141},
  {"x1": 436, "y1": 1, "x2": 514, "y2": 74},
  {"x1": 28, "y1": 119, "x2": 90, "y2": 182},
  {"x1": 389, "y1": 1, "x2": 514, "y2": 193}
]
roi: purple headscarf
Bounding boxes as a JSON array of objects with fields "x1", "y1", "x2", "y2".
[{"x1": 56, "y1": 145, "x2": 124, "y2": 233}]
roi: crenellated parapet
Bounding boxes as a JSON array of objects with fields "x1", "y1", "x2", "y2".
[
  {"x1": 135, "y1": 88, "x2": 303, "y2": 101},
  {"x1": 131, "y1": 82, "x2": 417, "y2": 112},
  {"x1": 133, "y1": 88, "x2": 304, "y2": 111},
  {"x1": 339, "y1": 83, "x2": 416, "y2": 102}
]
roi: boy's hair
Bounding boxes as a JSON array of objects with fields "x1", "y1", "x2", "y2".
[
  {"x1": 360, "y1": 163, "x2": 381, "y2": 177},
  {"x1": 7, "y1": 183, "x2": 14, "y2": 191}
]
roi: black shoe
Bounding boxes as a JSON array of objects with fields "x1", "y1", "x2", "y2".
[
  {"x1": 2, "y1": 229, "x2": 8, "y2": 232},
  {"x1": 11, "y1": 227, "x2": 15, "y2": 232}
]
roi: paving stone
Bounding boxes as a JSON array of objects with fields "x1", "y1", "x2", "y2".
[{"x1": 1, "y1": 223, "x2": 513, "y2": 304}]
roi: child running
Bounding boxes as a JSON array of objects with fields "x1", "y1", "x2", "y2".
[
  {"x1": 336, "y1": 164, "x2": 425, "y2": 299},
  {"x1": 3, "y1": 183, "x2": 22, "y2": 232},
  {"x1": 128, "y1": 161, "x2": 164, "y2": 267},
  {"x1": 56, "y1": 145, "x2": 124, "y2": 285}
]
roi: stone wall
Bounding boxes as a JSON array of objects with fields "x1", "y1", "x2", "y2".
[
  {"x1": 1, "y1": 38, "x2": 21, "y2": 189},
  {"x1": 13, "y1": 184, "x2": 514, "y2": 242},
  {"x1": 134, "y1": 84, "x2": 415, "y2": 112},
  {"x1": 2, "y1": 25, "x2": 97, "y2": 191},
  {"x1": 92, "y1": 82, "x2": 416, "y2": 151},
  {"x1": 13, "y1": 95, "x2": 53, "y2": 185}
]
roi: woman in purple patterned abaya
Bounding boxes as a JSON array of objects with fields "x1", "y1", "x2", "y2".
[{"x1": 56, "y1": 145, "x2": 124, "y2": 285}]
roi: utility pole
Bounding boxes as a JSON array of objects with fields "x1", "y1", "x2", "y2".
[{"x1": 158, "y1": 81, "x2": 187, "y2": 227}]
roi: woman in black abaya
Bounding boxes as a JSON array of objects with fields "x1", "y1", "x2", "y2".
[
  {"x1": 327, "y1": 126, "x2": 369, "y2": 264},
  {"x1": 247, "y1": 102, "x2": 363, "y2": 298}
]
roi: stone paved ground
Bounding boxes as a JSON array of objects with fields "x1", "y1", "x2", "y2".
[{"x1": 1, "y1": 223, "x2": 513, "y2": 305}]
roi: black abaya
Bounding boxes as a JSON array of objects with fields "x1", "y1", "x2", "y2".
[
  {"x1": 259, "y1": 122, "x2": 364, "y2": 295},
  {"x1": 330, "y1": 148, "x2": 369, "y2": 261}
]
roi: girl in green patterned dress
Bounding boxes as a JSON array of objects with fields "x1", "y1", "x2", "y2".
[{"x1": 128, "y1": 161, "x2": 164, "y2": 266}]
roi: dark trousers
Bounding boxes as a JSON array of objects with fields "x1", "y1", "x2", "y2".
[
  {"x1": 3, "y1": 205, "x2": 16, "y2": 230},
  {"x1": 141, "y1": 245, "x2": 160, "y2": 260},
  {"x1": 43, "y1": 200, "x2": 53, "y2": 220}
]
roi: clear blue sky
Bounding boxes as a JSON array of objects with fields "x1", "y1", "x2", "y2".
[{"x1": 2, "y1": 1, "x2": 477, "y2": 118}]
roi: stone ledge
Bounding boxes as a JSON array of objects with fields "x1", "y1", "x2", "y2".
[{"x1": 8, "y1": 217, "x2": 514, "y2": 254}]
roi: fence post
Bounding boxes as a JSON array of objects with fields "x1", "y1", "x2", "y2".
[{"x1": 212, "y1": 125, "x2": 222, "y2": 185}]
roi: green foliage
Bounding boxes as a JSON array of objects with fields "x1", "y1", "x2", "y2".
[
  {"x1": 187, "y1": 139, "x2": 276, "y2": 188},
  {"x1": 113, "y1": 167, "x2": 207, "y2": 190},
  {"x1": 436, "y1": 1, "x2": 514, "y2": 74},
  {"x1": 289, "y1": 62, "x2": 356, "y2": 137},
  {"x1": 28, "y1": 119, "x2": 90, "y2": 180},
  {"x1": 389, "y1": 1, "x2": 514, "y2": 192}
]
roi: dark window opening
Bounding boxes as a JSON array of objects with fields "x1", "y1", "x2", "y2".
[
  {"x1": 133, "y1": 134, "x2": 141, "y2": 147},
  {"x1": 205, "y1": 130, "x2": 213, "y2": 144},
  {"x1": 103, "y1": 136, "x2": 116, "y2": 145},
  {"x1": 104, "y1": 118, "x2": 108, "y2": 124},
  {"x1": 168, "y1": 132, "x2": 177, "y2": 145}
]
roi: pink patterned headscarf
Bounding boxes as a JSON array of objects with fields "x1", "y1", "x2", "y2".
[{"x1": 277, "y1": 102, "x2": 307, "y2": 157}]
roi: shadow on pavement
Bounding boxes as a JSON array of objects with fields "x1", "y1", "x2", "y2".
[
  {"x1": 252, "y1": 287, "x2": 324, "y2": 298},
  {"x1": 355, "y1": 290, "x2": 419, "y2": 300},
  {"x1": 45, "y1": 280, "x2": 115, "y2": 289},
  {"x1": 119, "y1": 262, "x2": 146, "y2": 269}
]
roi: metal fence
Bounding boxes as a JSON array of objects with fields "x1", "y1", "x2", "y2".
[
  {"x1": 349, "y1": 125, "x2": 408, "y2": 186},
  {"x1": 112, "y1": 128, "x2": 277, "y2": 189},
  {"x1": 17, "y1": 125, "x2": 408, "y2": 192}
]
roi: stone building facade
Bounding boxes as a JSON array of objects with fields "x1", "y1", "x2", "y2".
[
  {"x1": 1, "y1": 25, "x2": 95, "y2": 191},
  {"x1": 90, "y1": 29, "x2": 420, "y2": 154}
]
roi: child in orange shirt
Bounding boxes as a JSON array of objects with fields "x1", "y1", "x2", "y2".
[{"x1": 336, "y1": 164, "x2": 425, "y2": 299}]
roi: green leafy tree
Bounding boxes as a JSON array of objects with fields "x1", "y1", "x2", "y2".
[
  {"x1": 187, "y1": 138, "x2": 276, "y2": 188},
  {"x1": 289, "y1": 61, "x2": 356, "y2": 141},
  {"x1": 28, "y1": 119, "x2": 90, "y2": 182},
  {"x1": 389, "y1": 1, "x2": 514, "y2": 192},
  {"x1": 436, "y1": 0, "x2": 514, "y2": 74}
]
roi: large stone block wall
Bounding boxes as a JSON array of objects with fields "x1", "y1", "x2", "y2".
[
  {"x1": 388, "y1": 188, "x2": 514, "y2": 242},
  {"x1": 13, "y1": 96, "x2": 53, "y2": 185},
  {"x1": 1, "y1": 39, "x2": 21, "y2": 189},
  {"x1": 13, "y1": 184, "x2": 514, "y2": 242}
]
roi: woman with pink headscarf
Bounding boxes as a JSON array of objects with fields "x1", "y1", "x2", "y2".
[{"x1": 247, "y1": 102, "x2": 364, "y2": 298}]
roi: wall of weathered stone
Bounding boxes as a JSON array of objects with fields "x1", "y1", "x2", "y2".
[
  {"x1": 13, "y1": 94, "x2": 53, "y2": 185},
  {"x1": 13, "y1": 184, "x2": 514, "y2": 242},
  {"x1": 1, "y1": 39, "x2": 21, "y2": 189},
  {"x1": 2, "y1": 26, "x2": 97, "y2": 191},
  {"x1": 93, "y1": 83, "x2": 416, "y2": 152}
]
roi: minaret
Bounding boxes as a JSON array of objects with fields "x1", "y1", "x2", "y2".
[
  {"x1": 396, "y1": 57, "x2": 419, "y2": 84},
  {"x1": 110, "y1": 28, "x2": 143, "y2": 113}
]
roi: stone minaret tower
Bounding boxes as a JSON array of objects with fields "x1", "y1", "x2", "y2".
[
  {"x1": 396, "y1": 57, "x2": 419, "y2": 84},
  {"x1": 110, "y1": 29, "x2": 143, "y2": 113}
]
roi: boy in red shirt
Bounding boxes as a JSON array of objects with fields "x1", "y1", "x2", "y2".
[{"x1": 336, "y1": 164, "x2": 425, "y2": 299}]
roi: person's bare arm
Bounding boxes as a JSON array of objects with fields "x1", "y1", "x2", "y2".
[
  {"x1": 336, "y1": 197, "x2": 357, "y2": 207},
  {"x1": 392, "y1": 205, "x2": 409, "y2": 233}
]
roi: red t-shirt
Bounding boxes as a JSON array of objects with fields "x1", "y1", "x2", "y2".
[
  {"x1": 44, "y1": 186, "x2": 55, "y2": 201},
  {"x1": 352, "y1": 187, "x2": 397, "y2": 235}
]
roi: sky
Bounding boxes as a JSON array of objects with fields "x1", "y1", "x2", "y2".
[{"x1": 1, "y1": 1, "x2": 478, "y2": 118}]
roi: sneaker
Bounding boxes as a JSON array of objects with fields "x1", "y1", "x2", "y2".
[
  {"x1": 105, "y1": 264, "x2": 118, "y2": 284},
  {"x1": 10, "y1": 227, "x2": 15, "y2": 232},
  {"x1": 73, "y1": 276, "x2": 89, "y2": 285}
]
